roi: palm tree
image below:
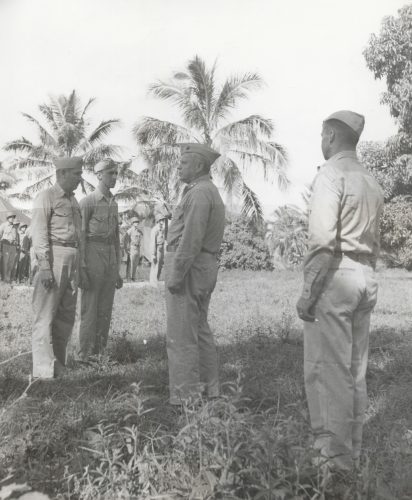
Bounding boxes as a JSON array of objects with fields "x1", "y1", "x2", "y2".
[
  {"x1": 3, "y1": 90, "x2": 122, "y2": 198},
  {"x1": 133, "y1": 55, "x2": 289, "y2": 224},
  {"x1": 0, "y1": 161, "x2": 17, "y2": 191},
  {"x1": 266, "y1": 201, "x2": 309, "y2": 267}
]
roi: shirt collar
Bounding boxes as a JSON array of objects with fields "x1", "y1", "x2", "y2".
[
  {"x1": 185, "y1": 174, "x2": 211, "y2": 191},
  {"x1": 95, "y1": 187, "x2": 113, "y2": 202},
  {"x1": 328, "y1": 150, "x2": 358, "y2": 162}
]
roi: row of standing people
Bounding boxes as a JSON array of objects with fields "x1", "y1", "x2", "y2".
[
  {"x1": 0, "y1": 213, "x2": 32, "y2": 283},
  {"x1": 28, "y1": 109, "x2": 384, "y2": 477}
]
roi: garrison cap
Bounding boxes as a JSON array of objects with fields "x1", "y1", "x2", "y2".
[
  {"x1": 179, "y1": 143, "x2": 220, "y2": 167},
  {"x1": 13, "y1": 219, "x2": 20, "y2": 226},
  {"x1": 324, "y1": 110, "x2": 365, "y2": 138},
  {"x1": 130, "y1": 217, "x2": 140, "y2": 224},
  {"x1": 94, "y1": 158, "x2": 117, "y2": 173},
  {"x1": 6, "y1": 211, "x2": 16, "y2": 219},
  {"x1": 53, "y1": 156, "x2": 83, "y2": 171},
  {"x1": 20, "y1": 222, "x2": 28, "y2": 228}
]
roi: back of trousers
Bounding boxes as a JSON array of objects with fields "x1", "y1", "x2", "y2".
[
  {"x1": 79, "y1": 242, "x2": 118, "y2": 358},
  {"x1": 165, "y1": 251, "x2": 219, "y2": 405},
  {"x1": 304, "y1": 255, "x2": 378, "y2": 469},
  {"x1": 32, "y1": 246, "x2": 78, "y2": 377}
]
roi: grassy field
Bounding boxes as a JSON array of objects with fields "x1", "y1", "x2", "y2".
[{"x1": 0, "y1": 268, "x2": 411, "y2": 499}]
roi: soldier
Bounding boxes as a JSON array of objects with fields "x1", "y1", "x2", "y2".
[
  {"x1": 296, "y1": 111, "x2": 384, "y2": 471},
  {"x1": 165, "y1": 143, "x2": 225, "y2": 405},
  {"x1": 127, "y1": 217, "x2": 143, "y2": 281},
  {"x1": 149, "y1": 216, "x2": 166, "y2": 287},
  {"x1": 78, "y1": 159, "x2": 122, "y2": 360},
  {"x1": 0, "y1": 212, "x2": 20, "y2": 282},
  {"x1": 17, "y1": 222, "x2": 30, "y2": 283},
  {"x1": 31, "y1": 156, "x2": 84, "y2": 378}
]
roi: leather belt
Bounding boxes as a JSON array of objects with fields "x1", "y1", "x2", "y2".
[
  {"x1": 51, "y1": 240, "x2": 78, "y2": 248},
  {"x1": 87, "y1": 235, "x2": 115, "y2": 244},
  {"x1": 333, "y1": 251, "x2": 373, "y2": 262},
  {"x1": 1, "y1": 239, "x2": 19, "y2": 246}
]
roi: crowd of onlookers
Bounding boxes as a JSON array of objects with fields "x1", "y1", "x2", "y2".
[
  {"x1": 0, "y1": 211, "x2": 33, "y2": 284},
  {"x1": 0, "y1": 210, "x2": 166, "y2": 286}
]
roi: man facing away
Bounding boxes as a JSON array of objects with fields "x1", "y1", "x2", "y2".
[
  {"x1": 165, "y1": 143, "x2": 225, "y2": 405},
  {"x1": 78, "y1": 159, "x2": 122, "y2": 361},
  {"x1": 0, "y1": 212, "x2": 20, "y2": 282},
  {"x1": 31, "y1": 157, "x2": 84, "y2": 378},
  {"x1": 127, "y1": 217, "x2": 143, "y2": 281},
  {"x1": 296, "y1": 110, "x2": 384, "y2": 471}
]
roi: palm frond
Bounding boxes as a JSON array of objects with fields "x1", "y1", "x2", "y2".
[
  {"x1": 80, "y1": 97, "x2": 96, "y2": 121},
  {"x1": 213, "y1": 73, "x2": 263, "y2": 124},
  {"x1": 14, "y1": 173, "x2": 55, "y2": 199},
  {"x1": 187, "y1": 55, "x2": 216, "y2": 129},
  {"x1": 38, "y1": 104, "x2": 58, "y2": 131},
  {"x1": 21, "y1": 113, "x2": 57, "y2": 147},
  {"x1": 3, "y1": 138, "x2": 35, "y2": 154},
  {"x1": 148, "y1": 81, "x2": 187, "y2": 106},
  {"x1": 114, "y1": 186, "x2": 152, "y2": 202},
  {"x1": 133, "y1": 117, "x2": 194, "y2": 147},
  {"x1": 214, "y1": 115, "x2": 274, "y2": 142},
  {"x1": 88, "y1": 119, "x2": 121, "y2": 144},
  {"x1": 240, "y1": 182, "x2": 264, "y2": 225}
]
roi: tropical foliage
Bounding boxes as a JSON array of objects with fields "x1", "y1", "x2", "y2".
[
  {"x1": 219, "y1": 215, "x2": 273, "y2": 270},
  {"x1": 133, "y1": 55, "x2": 289, "y2": 224},
  {"x1": 3, "y1": 91, "x2": 122, "y2": 198},
  {"x1": 0, "y1": 162, "x2": 17, "y2": 191}
]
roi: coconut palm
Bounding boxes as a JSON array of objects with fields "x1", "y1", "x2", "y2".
[
  {"x1": 3, "y1": 90, "x2": 122, "y2": 198},
  {"x1": 266, "y1": 202, "x2": 309, "y2": 267},
  {"x1": 0, "y1": 162, "x2": 17, "y2": 191},
  {"x1": 133, "y1": 55, "x2": 289, "y2": 224}
]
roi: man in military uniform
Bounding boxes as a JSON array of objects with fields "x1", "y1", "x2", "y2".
[
  {"x1": 127, "y1": 217, "x2": 143, "y2": 281},
  {"x1": 17, "y1": 222, "x2": 30, "y2": 283},
  {"x1": 31, "y1": 157, "x2": 84, "y2": 378},
  {"x1": 0, "y1": 212, "x2": 20, "y2": 282},
  {"x1": 78, "y1": 159, "x2": 122, "y2": 360},
  {"x1": 149, "y1": 216, "x2": 166, "y2": 287},
  {"x1": 296, "y1": 111, "x2": 384, "y2": 471},
  {"x1": 165, "y1": 143, "x2": 225, "y2": 405}
]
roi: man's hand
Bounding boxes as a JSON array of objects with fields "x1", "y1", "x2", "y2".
[
  {"x1": 79, "y1": 267, "x2": 90, "y2": 290},
  {"x1": 296, "y1": 296, "x2": 316, "y2": 322},
  {"x1": 168, "y1": 283, "x2": 183, "y2": 295},
  {"x1": 116, "y1": 275, "x2": 123, "y2": 289},
  {"x1": 152, "y1": 256, "x2": 157, "y2": 265},
  {"x1": 39, "y1": 268, "x2": 55, "y2": 291}
]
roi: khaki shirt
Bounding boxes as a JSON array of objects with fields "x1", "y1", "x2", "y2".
[
  {"x1": 303, "y1": 150, "x2": 384, "y2": 297},
  {"x1": 0, "y1": 222, "x2": 19, "y2": 245},
  {"x1": 31, "y1": 183, "x2": 82, "y2": 271},
  {"x1": 127, "y1": 226, "x2": 143, "y2": 248},
  {"x1": 150, "y1": 224, "x2": 165, "y2": 258},
  {"x1": 167, "y1": 174, "x2": 225, "y2": 287}
]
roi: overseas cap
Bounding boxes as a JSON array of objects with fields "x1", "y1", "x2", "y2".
[
  {"x1": 20, "y1": 222, "x2": 28, "y2": 228},
  {"x1": 179, "y1": 143, "x2": 220, "y2": 167},
  {"x1": 6, "y1": 211, "x2": 16, "y2": 219},
  {"x1": 324, "y1": 110, "x2": 365, "y2": 138},
  {"x1": 130, "y1": 217, "x2": 140, "y2": 224},
  {"x1": 53, "y1": 156, "x2": 83, "y2": 171},
  {"x1": 94, "y1": 158, "x2": 117, "y2": 173}
]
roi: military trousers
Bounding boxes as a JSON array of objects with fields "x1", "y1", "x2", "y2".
[
  {"x1": 165, "y1": 251, "x2": 219, "y2": 405},
  {"x1": 304, "y1": 255, "x2": 378, "y2": 470},
  {"x1": 130, "y1": 247, "x2": 141, "y2": 280},
  {"x1": 1, "y1": 241, "x2": 18, "y2": 283},
  {"x1": 149, "y1": 245, "x2": 164, "y2": 287},
  {"x1": 32, "y1": 246, "x2": 78, "y2": 378},
  {"x1": 79, "y1": 242, "x2": 118, "y2": 359}
]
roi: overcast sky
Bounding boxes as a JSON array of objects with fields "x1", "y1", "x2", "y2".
[{"x1": 0, "y1": 0, "x2": 406, "y2": 214}]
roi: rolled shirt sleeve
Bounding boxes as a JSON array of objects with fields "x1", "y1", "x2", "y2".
[{"x1": 168, "y1": 189, "x2": 210, "y2": 288}]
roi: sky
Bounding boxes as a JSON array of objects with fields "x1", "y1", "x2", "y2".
[{"x1": 0, "y1": 0, "x2": 406, "y2": 215}]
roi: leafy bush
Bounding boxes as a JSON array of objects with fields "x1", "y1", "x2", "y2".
[
  {"x1": 219, "y1": 216, "x2": 273, "y2": 271},
  {"x1": 380, "y1": 195, "x2": 412, "y2": 269}
]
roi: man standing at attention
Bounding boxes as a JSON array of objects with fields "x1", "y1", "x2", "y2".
[
  {"x1": 149, "y1": 216, "x2": 166, "y2": 287},
  {"x1": 78, "y1": 159, "x2": 122, "y2": 361},
  {"x1": 127, "y1": 217, "x2": 143, "y2": 281},
  {"x1": 0, "y1": 212, "x2": 20, "y2": 282},
  {"x1": 165, "y1": 143, "x2": 225, "y2": 406},
  {"x1": 296, "y1": 111, "x2": 384, "y2": 471},
  {"x1": 31, "y1": 157, "x2": 84, "y2": 378}
]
